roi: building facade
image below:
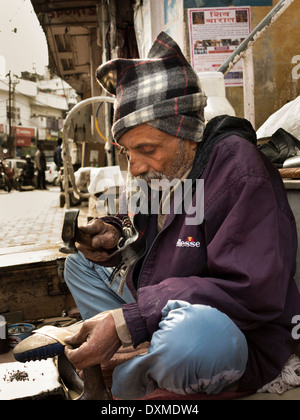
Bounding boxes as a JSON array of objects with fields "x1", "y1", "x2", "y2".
[{"x1": 0, "y1": 72, "x2": 77, "y2": 159}]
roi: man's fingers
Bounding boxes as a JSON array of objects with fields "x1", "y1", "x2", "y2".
[
  {"x1": 64, "y1": 343, "x2": 92, "y2": 370},
  {"x1": 64, "y1": 324, "x2": 88, "y2": 349},
  {"x1": 64, "y1": 313, "x2": 122, "y2": 371},
  {"x1": 77, "y1": 219, "x2": 120, "y2": 251},
  {"x1": 78, "y1": 219, "x2": 106, "y2": 236},
  {"x1": 76, "y1": 229, "x2": 93, "y2": 247},
  {"x1": 64, "y1": 334, "x2": 103, "y2": 370},
  {"x1": 63, "y1": 325, "x2": 91, "y2": 370},
  {"x1": 91, "y1": 227, "x2": 119, "y2": 249},
  {"x1": 76, "y1": 244, "x2": 111, "y2": 262}
]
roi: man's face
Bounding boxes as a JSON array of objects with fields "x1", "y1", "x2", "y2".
[{"x1": 119, "y1": 124, "x2": 197, "y2": 182}]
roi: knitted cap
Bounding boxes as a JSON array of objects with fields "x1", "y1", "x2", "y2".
[{"x1": 96, "y1": 32, "x2": 207, "y2": 142}]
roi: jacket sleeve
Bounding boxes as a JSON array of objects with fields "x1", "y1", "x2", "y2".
[{"x1": 122, "y1": 171, "x2": 297, "y2": 347}]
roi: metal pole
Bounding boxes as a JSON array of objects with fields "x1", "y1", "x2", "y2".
[
  {"x1": 218, "y1": 0, "x2": 295, "y2": 75},
  {"x1": 243, "y1": 47, "x2": 256, "y2": 128},
  {"x1": 6, "y1": 71, "x2": 13, "y2": 158}
]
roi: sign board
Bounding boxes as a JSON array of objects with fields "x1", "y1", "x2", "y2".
[
  {"x1": 188, "y1": 7, "x2": 251, "y2": 86},
  {"x1": 12, "y1": 127, "x2": 35, "y2": 147},
  {"x1": 82, "y1": 142, "x2": 105, "y2": 168},
  {"x1": 184, "y1": 1, "x2": 272, "y2": 7},
  {"x1": 45, "y1": 7, "x2": 97, "y2": 25}
]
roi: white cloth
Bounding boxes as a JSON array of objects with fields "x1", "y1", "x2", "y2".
[
  {"x1": 88, "y1": 166, "x2": 125, "y2": 195},
  {"x1": 258, "y1": 355, "x2": 300, "y2": 394},
  {"x1": 257, "y1": 96, "x2": 300, "y2": 140}
]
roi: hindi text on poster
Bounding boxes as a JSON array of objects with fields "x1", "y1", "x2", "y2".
[{"x1": 188, "y1": 7, "x2": 251, "y2": 86}]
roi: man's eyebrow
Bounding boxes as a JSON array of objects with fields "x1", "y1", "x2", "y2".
[{"x1": 120, "y1": 142, "x2": 159, "y2": 151}]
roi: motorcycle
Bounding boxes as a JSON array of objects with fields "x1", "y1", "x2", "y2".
[
  {"x1": 15, "y1": 168, "x2": 35, "y2": 191},
  {"x1": 0, "y1": 160, "x2": 12, "y2": 192}
]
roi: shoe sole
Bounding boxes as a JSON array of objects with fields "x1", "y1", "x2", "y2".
[
  {"x1": 14, "y1": 342, "x2": 65, "y2": 363},
  {"x1": 13, "y1": 322, "x2": 82, "y2": 363}
]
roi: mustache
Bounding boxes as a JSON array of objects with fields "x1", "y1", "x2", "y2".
[{"x1": 136, "y1": 171, "x2": 169, "y2": 182}]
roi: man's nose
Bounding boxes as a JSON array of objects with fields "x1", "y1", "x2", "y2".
[{"x1": 128, "y1": 154, "x2": 149, "y2": 178}]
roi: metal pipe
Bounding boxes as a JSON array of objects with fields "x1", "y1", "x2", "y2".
[
  {"x1": 97, "y1": 0, "x2": 113, "y2": 166},
  {"x1": 62, "y1": 96, "x2": 115, "y2": 209},
  {"x1": 243, "y1": 47, "x2": 255, "y2": 128},
  {"x1": 218, "y1": 0, "x2": 295, "y2": 75}
]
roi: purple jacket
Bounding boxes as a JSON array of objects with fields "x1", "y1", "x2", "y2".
[{"x1": 106, "y1": 117, "x2": 300, "y2": 391}]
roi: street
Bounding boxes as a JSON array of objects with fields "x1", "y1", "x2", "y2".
[{"x1": 0, "y1": 187, "x2": 64, "y2": 250}]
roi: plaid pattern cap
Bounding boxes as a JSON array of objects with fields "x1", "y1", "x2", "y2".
[{"x1": 96, "y1": 32, "x2": 207, "y2": 142}]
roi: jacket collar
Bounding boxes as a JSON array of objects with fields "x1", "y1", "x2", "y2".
[{"x1": 189, "y1": 115, "x2": 257, "y2": 181}]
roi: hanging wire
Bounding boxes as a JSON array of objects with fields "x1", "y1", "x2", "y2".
[
  {"x1": 95, "y1": 101, "x2": 108, "y2": 142},
  {"x1": 95, "y1": 101, "x2": 119, "y2": 147}
]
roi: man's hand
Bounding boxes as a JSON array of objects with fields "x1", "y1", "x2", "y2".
[
  {"x1": 76, "y1": 218, "x2": 121, "y2": 263},
  {"x1": 64, "y1": 312, "x2": 121, "y2": 370}
]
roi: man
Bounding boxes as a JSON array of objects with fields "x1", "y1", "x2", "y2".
[
  {"x1": 35, "y1": 144, "x2": 47, "y2": 190},
  {"x1": 64, "y1": 32, "x2": 300, "y2": 398}
]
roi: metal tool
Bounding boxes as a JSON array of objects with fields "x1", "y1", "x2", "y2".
[
  {"x1": 77, "y1": 366, "x2": 112, "y2": 400},
  {"x1": 59, "y1": 209, "x2": 80, "y2": 254},
  {"x1": 58, "y1": 354, "x2": 111, "y2": 400}
]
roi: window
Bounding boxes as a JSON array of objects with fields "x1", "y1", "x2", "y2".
[
  {"x1": 6, "y1": 104, "x2": 21, "y2": 121},
  {"x1": 54, "y1": 34, "x2": 72, "y2": 53}
]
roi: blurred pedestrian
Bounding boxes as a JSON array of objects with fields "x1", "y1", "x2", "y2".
[{"x1": 35, "y1": 144, "x2": 47, "y2": 190}]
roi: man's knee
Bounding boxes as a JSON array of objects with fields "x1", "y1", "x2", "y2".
[{"x1": 149, "y1": 300, "x2": 248, "y2": 394}]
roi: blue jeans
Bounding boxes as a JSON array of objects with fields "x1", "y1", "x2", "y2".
[{"x1": 65, "y1": 252, "x2": 248, "y2": 399}]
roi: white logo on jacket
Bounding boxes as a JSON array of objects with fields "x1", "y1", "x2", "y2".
[{"x1": 176, "y1": 237, "x2": 201, "y2": 248}]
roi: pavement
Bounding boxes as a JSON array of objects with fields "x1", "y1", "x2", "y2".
[
  {"x1": 0, "y1": 187, "x2": 65, "y2": 249},
  {"x1": 0, "y1": 187, "x2": 89, "y2": 268},
  {"x1": 0, "y1": 186, "x2": 88, "y2": 368}
]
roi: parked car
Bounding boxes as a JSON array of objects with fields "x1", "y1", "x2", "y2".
[{"x1": 45, "y1": 161, "x2": 59, "y2": 185}]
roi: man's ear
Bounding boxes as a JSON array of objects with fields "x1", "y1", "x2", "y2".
[{"x1": 185, "y1": 139, "x2": 197, "y2": 152}]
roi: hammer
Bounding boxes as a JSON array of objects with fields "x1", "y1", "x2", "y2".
[
  {"x1": 59, "y1": 209, "x2": 101, "y2": 254},
  {"x1": 59, "y1": 209, "x2": 139, "y2": 256},
  {"x1": 60, "y1": 209, "x2": 80, "y2": 254}
]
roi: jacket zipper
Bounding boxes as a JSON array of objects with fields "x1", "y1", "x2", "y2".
[{"x1": 135, "y1": 179, "x2": 197, "y2": 290}]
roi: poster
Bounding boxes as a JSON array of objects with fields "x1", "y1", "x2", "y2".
[{"x1": 188, "y1": 7, "x2": 251, "y2": 86}]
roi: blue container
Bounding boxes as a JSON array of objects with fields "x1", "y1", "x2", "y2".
[{"x1": 8, "y1": 323, "x2": 35, "y2": 348}]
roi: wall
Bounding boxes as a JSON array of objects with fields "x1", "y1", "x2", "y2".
[
  {"x1": 0, "y1": 75, "x2": 73, "y2": 157},
  {"x1": 135, "y1": 0, "x2": 184, "y2": 57},
  {"x1": 0, "y1": 82, "x2": 34, "y2": 135},
  {"x1": 250, "y1": 0, "x2": 300, "y2": 129}
]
